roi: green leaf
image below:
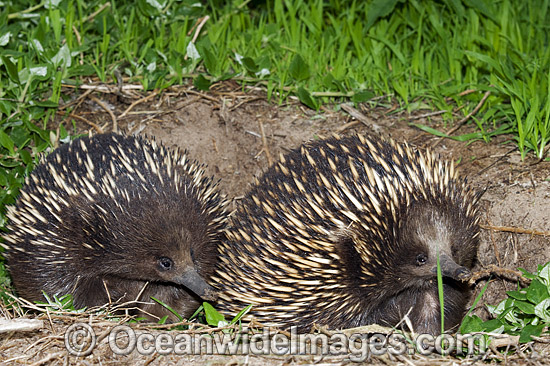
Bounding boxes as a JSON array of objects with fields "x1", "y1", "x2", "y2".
[
  {"x1": 352, "y1": 90, "x2": 375, "y2": 103},
  {"x1": 1, "y1": 56, "x2": 20, "y2": 84},
  {"x1": 37, "y1": 292, "x2": 84, "y2": 312},
  {"x1": 514, "y1": 300, "x2": 535, "y2": 315},
  {"x1": 203, "y1": 302, "x2": 226, "y2": 327},
  {"x1": 411, "y1": 123, "x2": 450, "y2": 137},
  {"x1": 436, "y1": 252, "x2": 445, "y2": 334},
  {"x1": 0, "y1": 130, "x2": 15, "y2": 155},
  {"x1": 150, "y1": 296, "x2": 184, "y2": 322},
  {"x1": 297, "y1": 87, "x2": 318, "y2": 110},
  {"x1": 9, "y1": 126, "x2": 30, "y2": 149},
  {"x1": 67, "y1": 64, "x2": 96, "y2": 78},
  {"x1": 411, "y1": 123, "x2": 484, "y2": 141},
  {"x1": 59, "y1": 123, "x2": 68, "y2": 141},
  {"x1": 33, "y1": 100, "x2": 60, "y2": 108},
  {"x1": 201, "y1": 47, "x2": 218, "y2": 76},
  {"x1": 322, "y1": 73, "x2": 335, "y2": 89},
  {"x1": 289, "y1": 54, "x2": 310, "y2": 81},
  {"x1": 188, "y1": 305, "x2": 204, "y2": 321},
  {"x1": 366, "y1": 0, "x2": 400, "y2": 30},
  {"x1": 526, "y1": 279, "x2": 549, "y2": 304},
  {"x1": 463, "y1": 0, "x2": 498, "y2": 23},
  {"x1": 519, "y1": 267, "x2": 537, "y2": 280},
  {"x1": 0, "y1": 159, "x2": 21, "y2": 168},
  {"x1": 18, "y1": 65, "x2": 50, "y2": 83},
  {"x1": 157, "y1": 316, "x2": 169, "y2": 325},
  {"x1": 137, "y1": 0, "x2": 166, "y2": 16},
  {"x1": 459, "y1": 314, "x2": 483, "y2": 334},
  {"x1": 219, "y1": 72, "x2": 239, "y2": 81},
  {"x1": 464, "y1": 51, "x2": 503, "y2": 74},
  {"x1": 230, "y1": 304, "x2": 253, "y2": 325},
  {"x1": 0, "y1": 100, "x2": 13, "y2": 116},
  {"x1": 465, "y1": 279, "x2": 491, "y2": 317},
  {"x1": 241, "y1": 57, "x2": 259, "y2": 73},
  {"x1": 51, "y1": 44, "x2": 72, "y2": 68},
  {"x1": 482, "y1": 319, "x2": 504, "y2": 333},
  {"x1": 519, "y1": 323, "x2": 545, "y2": 343},
  {"x1": 539, "y1": 262, "x2": 550, "y2": 285},
  {"x1": 322, "y1": 73, "x2": 345, "y2": 92},
  {"x1": 0, "y1": 31, "x2": 11, "y2": 46},
  {"x1": 193, "y1": 74, "x2": 211, "y2": 91},
  {"x1": 19, "y1": 150, "x2": 32, "y2": 165},
  {"x1": 534, "y1": 298, "x2": 550, "y2": 322},
  {"x1": 506, "y1": 290, "x2": 527, "y2": 301},
  {"x1": 446, "y1": 0, "x2": 466, "y2": 18}
]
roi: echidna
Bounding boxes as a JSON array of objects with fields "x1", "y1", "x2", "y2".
[
  {"x1": 2, "y1": 133, "x2": 227, "y2": 321},
  {"x1": 213, "y1": 134, "x2": 481, "y2": 334}
]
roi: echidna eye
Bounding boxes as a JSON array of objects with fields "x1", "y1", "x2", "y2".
[
  {"x1": 158, "y1": 257, "x2": 174, "y2": 271},
  {"x1": 416, "y1": 254, "x2": 428, "y2": 266},
  {"x1": 190, "y1": 247, "x2": 196, "y2": 262}
]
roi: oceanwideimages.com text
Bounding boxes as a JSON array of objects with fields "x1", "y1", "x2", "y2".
[{"x1": 65, "y1": 323, "x2": 488, "y2": 361}]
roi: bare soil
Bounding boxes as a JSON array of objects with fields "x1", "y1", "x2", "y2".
[{"x1": 1, "y1": 81, "x2": 549, "y2": 365}]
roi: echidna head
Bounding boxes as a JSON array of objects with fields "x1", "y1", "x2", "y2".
[
  {"x1": 358, "y1": 198, "x2": 479, "y2": 333},
  {"x1": 126, "y1": 223, "x2": 217, "y2": 302},
  {"x1": 71, "y1": 193, "x2": 219, "y2": 302},
  {"x1": 393, "y1": 200, "x2": 476, "y2": 287}
]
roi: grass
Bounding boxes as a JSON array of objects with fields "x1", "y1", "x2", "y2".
[
  {"x1": 436, "y1": 251, "x2": 445, "y2": 335},
  {"x1": 0, "y1": 0, "x2": 550, "y2": 356}
]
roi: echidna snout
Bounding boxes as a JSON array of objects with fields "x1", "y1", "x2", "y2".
[{"x1": 432, "y1": 256, "x2": 471, "y2": 281}]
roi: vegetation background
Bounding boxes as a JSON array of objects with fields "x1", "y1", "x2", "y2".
[{"x1": 0, "y1": 0, "x2": 549, "y2": 363}]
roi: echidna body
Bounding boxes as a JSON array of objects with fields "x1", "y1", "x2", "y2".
[
  {"x1": 213, "y1": 134, "x2": 480, "y2": 334},
  {"x1": 2, "y1": 133, "x2": 227, "y2": 320}
]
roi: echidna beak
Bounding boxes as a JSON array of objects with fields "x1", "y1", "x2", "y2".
[
  {"x1": 175, "y1": 268, "x2": 219, "y2": 301},
  {"x1": 431, "y1": 254, "x2": 472, "y2": 281}
]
